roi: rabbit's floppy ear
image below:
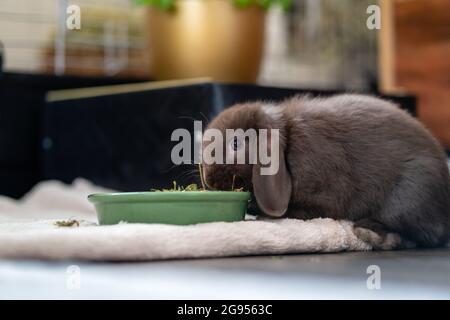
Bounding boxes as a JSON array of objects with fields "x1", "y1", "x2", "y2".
[{"x1": 252, "y1": 133, "x2": 292, "y2": 217}]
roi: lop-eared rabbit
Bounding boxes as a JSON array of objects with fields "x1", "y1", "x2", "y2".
[{"x1": 202, "y1": 94, "x2": 450, "y2": 250}]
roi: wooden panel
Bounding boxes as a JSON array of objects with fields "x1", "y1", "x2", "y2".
[{"x1": 394, "y1": 0, "x2": 450, "y2": 148}]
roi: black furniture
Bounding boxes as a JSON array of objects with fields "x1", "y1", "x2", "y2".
[{"x1": 0, "y1": 72, "x2": 146, "y2": 198}]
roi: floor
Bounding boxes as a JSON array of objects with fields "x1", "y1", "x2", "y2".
[{"x1": 1, "y1": 248, "x2": 449, "y2": 299}]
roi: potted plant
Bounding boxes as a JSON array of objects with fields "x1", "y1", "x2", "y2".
[{"x1": 136, "y1": 0, "x2": 292, "y2": 83}]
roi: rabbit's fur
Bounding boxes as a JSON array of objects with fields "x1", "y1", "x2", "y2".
[{"x1": 202, "y1": 94, "x2": 450, "y2": 249}]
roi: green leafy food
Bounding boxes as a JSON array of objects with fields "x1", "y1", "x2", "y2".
[
  {"x1": 151, "y1": 180, "x2": 245, "y2": 192},
  {"x1": 151, "y1": 181, "x2": 203, "y2": 192},
  {"x1": 54, "y1": 219, "x2": 80, "y2": 227}
]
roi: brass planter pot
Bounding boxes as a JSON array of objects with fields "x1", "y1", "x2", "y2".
[{"x1": 147, "y1": 0, "x2": 266, "y2": 83}]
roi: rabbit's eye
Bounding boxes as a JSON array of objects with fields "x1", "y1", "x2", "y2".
[{"x1": 231, "y1": 136, "x2": 243, "y2": 151}]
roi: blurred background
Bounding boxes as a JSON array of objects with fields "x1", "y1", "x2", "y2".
[
  {"x1": 1, "y1": 0, "x2": 380, "y2": 86},
  {"x1": 0, "y1": 0, "x2": 449, "y2": 197}
]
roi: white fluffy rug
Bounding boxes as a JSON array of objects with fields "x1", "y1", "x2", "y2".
[{"x1": 0, "y1": 179, "x2": 370, "y2": 261}]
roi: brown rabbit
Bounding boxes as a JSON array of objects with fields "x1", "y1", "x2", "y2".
[{"x1": 202, "y1": 94, "x2": 450, "y2": 250}]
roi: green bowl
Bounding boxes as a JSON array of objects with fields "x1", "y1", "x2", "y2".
[{"x1": 88, "y1": 191, "x2": 251, "y2": 225}]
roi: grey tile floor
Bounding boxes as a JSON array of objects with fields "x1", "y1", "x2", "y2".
[{"x1": 1, "y1": 248, "x2": 449, "y2": 299}]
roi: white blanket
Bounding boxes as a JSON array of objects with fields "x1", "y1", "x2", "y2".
[{"x1": 0, "y1": 179, "x2": 370, "y2": 261}]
